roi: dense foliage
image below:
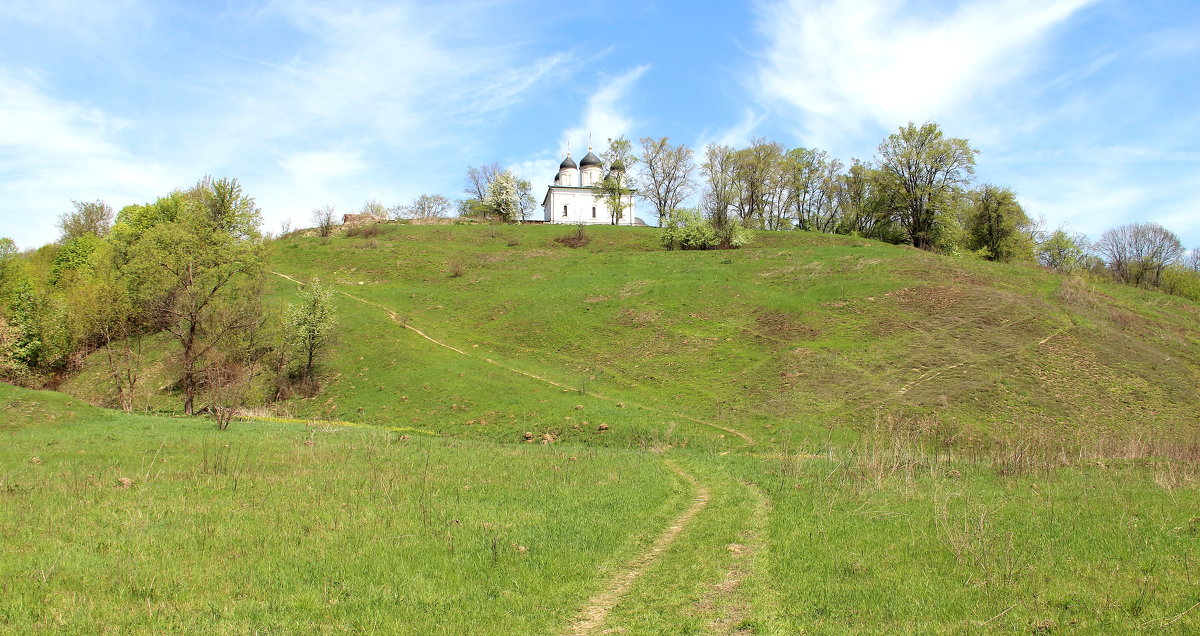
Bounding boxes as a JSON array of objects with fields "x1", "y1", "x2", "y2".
[{"x1": 0, "y1": 177, "x2": 337, "y2": 423}]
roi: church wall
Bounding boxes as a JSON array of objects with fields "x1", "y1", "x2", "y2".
[{"x1": 543, "y1": 188, "x2": 635, "y2": 225}]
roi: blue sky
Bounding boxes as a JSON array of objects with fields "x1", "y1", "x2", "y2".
[{"x1": 2, "y1": 0, "x2": 1198, "y2": 249}]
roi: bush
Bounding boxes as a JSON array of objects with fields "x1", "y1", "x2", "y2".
[
  {"x1": 1159, "y1": 266, "x2": 1200, "y2": 302},
  {"x1": 554, "y1": 224, "x2": 591, "y2": 248},
  {"x1": 660, "y1": 209, "x2": 753, "y2": 250},
  {"x1": 345, "y1": 222, "x2": 379, "y2": 239}
]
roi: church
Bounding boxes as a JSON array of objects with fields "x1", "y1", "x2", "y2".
[{"x1": 539, "y1": 147, "x2": 641, "y2": 225}]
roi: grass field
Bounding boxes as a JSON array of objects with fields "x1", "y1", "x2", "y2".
[
  {"x1": 0, "y1": 384, "x2": 688, "y2": 634},
  {"x1": 17, "y1": 223, "x2": 1200, "y2": 633}
]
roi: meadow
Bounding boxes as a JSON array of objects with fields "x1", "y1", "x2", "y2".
[{"x1": 12, "y1": 223, "x2": 1200, "y2": 633}]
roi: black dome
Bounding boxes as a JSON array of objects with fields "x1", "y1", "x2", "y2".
[
  {"x1": 559, "y1": 155, "x2": 578, "y2": 170},
  {"x1": 579, "y1": 151, "x2": 603, "y2": 168},
  {"x1": 609, "y1": 160, "x2": 625, "y2": 172}
]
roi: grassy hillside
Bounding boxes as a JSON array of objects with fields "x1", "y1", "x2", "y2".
[
  {"x1": 64, "y1": 223, "x2": 1200, "y2": 448},
  {"x1": 271, "y1": 224, "x2": 1200, "y2": 443},
  {"x1": 28, "y1": 223, "x2": 1200, "y2": 633}
]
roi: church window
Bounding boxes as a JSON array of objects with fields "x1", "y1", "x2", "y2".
[
  {"x1": 562, "y1": 204, "x2": 568, "y2": 217},
  {"x1": 591, "y1": 206, "x2": 596, "y2": 218}
]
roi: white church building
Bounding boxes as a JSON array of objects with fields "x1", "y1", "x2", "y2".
[{"x1": 539, "y1": 148, "x2": 641, "y2": 225}]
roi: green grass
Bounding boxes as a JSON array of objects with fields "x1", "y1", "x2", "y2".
[
  {"x1": 27, "y1": 223, "x2": 1200, "y2": 633},
  {"x1": 744, "y1": 442, "x2": 1200, "y2": 634},
  {"x1": 60, "y1": 223, "x2": 1200, "y2": 447},
  {"x1": 252, "y1": 224, "x2": 1198, "y2": 444},
  {"x1": 0, "y1": 383, "x2": 686, "y2": 634}
]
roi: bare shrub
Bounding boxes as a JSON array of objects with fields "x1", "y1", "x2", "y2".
[
  {"x1": 312, "y1": 205, "x2": 337, "y2": 237},
  {"x1": 448, "y1": 262, "x2": 464, "y2": 278},
  {"x1": 554, "y1": 224, "x2": 591, "y2": 248},
  {"x1": 345, "y1": 222, "x2": 379, "y2": 239},
  {"x1": 204, "y1": 361, "x2": 248, "y2": 430}
]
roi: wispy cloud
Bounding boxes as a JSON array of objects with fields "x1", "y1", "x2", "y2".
[
  {"x1": 560, "y1": 65, "x2": 650, "y2": 155},
  {"x1": 508, "y1": 65, "x2": 651, "y2": 216},
  {"x1": 0, "y1": 68, "x2": 173, "y2": 248},
  {"x1": 0, "y1": 0, "x2": 574, "y2": 240},
  {"x1": 694, "y1": 108, "x2": 765, "y2": 151},
  {"x1": 755, "y1": 0, "x2": 1097, "y2": 147}
]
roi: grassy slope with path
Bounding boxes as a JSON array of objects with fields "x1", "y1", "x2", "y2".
[{"x1": 26, "y1": 223, "x2": 1200, "y2": 633}]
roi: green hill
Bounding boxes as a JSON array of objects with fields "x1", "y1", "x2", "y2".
[
  {"x1": 64, "y1": 223, "x2": 1200, "y2": 447},
  {"x1": 17, "y1": 223, "x2": 1200, "y2": 633}
]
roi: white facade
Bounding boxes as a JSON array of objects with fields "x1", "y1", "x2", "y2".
[{"x1": 540, "y1": 149, "x2": 637, "y2": 225}]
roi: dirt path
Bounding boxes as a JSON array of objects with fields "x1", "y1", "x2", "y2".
[
  {"x1": 701, "y1": 479, "x2": 771, "y2": 635},
  {"x1": 272, "y1": 272, "x2": 764, "y2": 633},
  {"x1": 567, "y1": 460, "x2": 710, "y2": 636}
]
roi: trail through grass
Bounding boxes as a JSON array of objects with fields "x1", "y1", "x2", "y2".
[{"x1": 19, "y1": 224, "x2": 1200, "y2": 633}]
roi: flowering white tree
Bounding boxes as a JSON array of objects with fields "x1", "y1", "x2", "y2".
[
  {"x1": 286, "y1": 278, "x2": 338, "y2": 380},
  {"x1": 484, "y1": 170, "x2": 535, "y2": 223}
]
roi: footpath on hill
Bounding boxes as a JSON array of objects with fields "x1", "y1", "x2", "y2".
[{"x1": 273, "y1": 270, "x2": 765, "y2": 635}]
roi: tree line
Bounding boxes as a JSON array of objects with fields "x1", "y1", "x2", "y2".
[
  {"x1": 493, "y1": 121, "x2": 1196, "y2": 297},
  {"x1": 317, "y1": 119, "x2": 1199, "y2": 298},
  {"x1": 0, "y1": 177, "x2": 337, "y2": 427}
]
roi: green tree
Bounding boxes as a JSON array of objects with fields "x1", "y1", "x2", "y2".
[
  {"x1": 833, "y1": 161, "x2": 904, "y2": 242},
  {"x1": 124, "y1": 192, "x2": 266, "y2": 415},
  {"x1": 48, "y1": 234, "x2": 101, "y2": 285},
  {"x1": 660, "y1": 208, "x2": 753, "y2": 251},
  {"x1": 1037, "y1": 228, "x2": 1088, "y2": 272},
  {"x1": 0, "y1": 237, "x2": 18, "y2": 298},
  {"x1": 701, "y1": 144, "x2": 739, "y2": 240},
  {"x1": 876, "y1": 122, "x2": 977, "y2": 250},
  {"x1": 965, "y1": 185, "x2": 1032, "y2": 262},
  {"x1": 286, "y1": 278, "x2": 338, "y2": 380},
  {"x1": 62, "y1": 243, "x2": 143, "y2": 410},
  {"x1": 5, "y1": 277, "x2": 71, "y2": 375},
  {"x1": 193, "y1": 176, "x2": 262, "y2": 239},
  {"x1": 461, "y1": 162, "x2": 504, "y2": 219},
  {"x1": 595, "y1": 137, "x2": 638, "y2": 225},
  {"x1": 783, "y1": 147, "x2": 842, "y2": 233},
  {"x1": 732, "y1": 138, "x2": 784, "y2": 229}
]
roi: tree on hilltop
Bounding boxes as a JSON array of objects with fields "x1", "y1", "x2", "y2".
[
  {"x1": 638, "y1": 136, "x2": 695, "y2": 226},
  {"x1": 1095, "y1": 222, "x2": 1184, "y2": 288},
  {"x1": 484, "y1": 170, "x2": 535, "y2": 223},
  {"x1": 595, "y1": 137, "x2": 638, "y2": 225},
  {"x1": 876, "y1": 122, "x2": 977, "y2": 250},
  {"x1": 965, "y1": 185, "x2": 1032, "y2": 262}
]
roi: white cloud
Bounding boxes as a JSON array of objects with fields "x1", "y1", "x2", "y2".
[
  {"x1": 507, "y1": 157, "x2": 560, "y2": 195},
  {"x1": 0, "y1": 68, "x2": 174, "y2": 248},
  {"x1": 191, "y1": 1, "x2": 570, "y2": 231},
  {"x1": 560, "y1": 65, "x2": 650, "y2": 155},
  {"x1": 694, "y1": 108, "x2": 766, "y2": 151},
  {"x1": 755, "y1": 0, "x2": 1097, "y2": 147},
  {"x1": 280, "y1": 150, "x2": 369, "y2": 185}
]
